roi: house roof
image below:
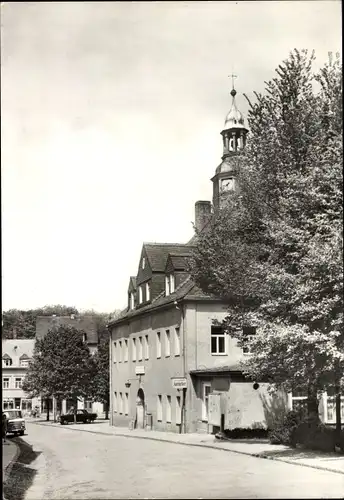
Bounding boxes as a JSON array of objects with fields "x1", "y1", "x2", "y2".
[
  {"x1": 189, "y1": 363, "x2": 243, "y2": 374},
  {"x1": 108, "y1": 276, "x2": 221, "y2": 327},
  {"x1": 19, "y1": 353, "x2": 30, "y2": 359},
  {"x1": 167, "y1": 253, "x2": 193, "y2": 271},
  {"x1": 130, "y1": 276, "x2": 137, "y2": 289},
  {"x1": 144, "y1": 243, "x2": 192, "y2": 272},
  {"x1": 2, "y1": 353, "x2": 11, "y2": 359},
  {"x1": 2, "y1": 339, "x2": 36, "y2": 359},
  {"x1": 36, "y1": 315, "x2": 98, "y2": 344}
]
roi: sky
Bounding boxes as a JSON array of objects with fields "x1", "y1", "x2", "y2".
[{"x1": 1, "y1": 1, "x2": 342, "y2": 313}]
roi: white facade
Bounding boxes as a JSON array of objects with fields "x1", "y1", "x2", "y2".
[{"x1": 2, "y1": 339, "x2": 40, "y2": 415}]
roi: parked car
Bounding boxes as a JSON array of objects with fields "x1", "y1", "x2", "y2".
[
  {"x1": 59, "y1": 409, "x2": 97, "y2": 425},
  {"x1": 4, "y1": 409, "x2": 26, "y2": 436}
]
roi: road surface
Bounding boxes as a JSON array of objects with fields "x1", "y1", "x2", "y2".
[{"x1": 4, "y1": 422, "x2": 344, "y2": 499}]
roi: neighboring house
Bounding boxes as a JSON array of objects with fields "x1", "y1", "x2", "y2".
[
  {"x1": 2, "y1": 338, "x2": 40, "y2": 415},
  {"x1": 108, "y1": 85, "x2": 340, "y2": 434},
  {"x1": 35, "y1": 314, "x2": 104, "y2": 416}
]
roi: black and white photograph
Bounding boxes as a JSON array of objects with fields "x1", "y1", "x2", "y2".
[{"x1": 1, "y1": 1, "x2": 343, "y2": 499}]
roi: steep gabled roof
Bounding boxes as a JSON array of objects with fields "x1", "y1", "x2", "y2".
[
  {"x1": 144, "y1": 243, "x2": 191, "y2": 272},
  {"x1": 166, "y1": 252, "x2": 193, "y2": 272},
  {"x1": 108, "y1": 275, "x2": 221, "y2": 327},
  {"x1": 2, "y1": 353, "x2": 12, "y2": 359},
  {"x1": 19, "y1": 353, "x2": 30, "y2": 360}
]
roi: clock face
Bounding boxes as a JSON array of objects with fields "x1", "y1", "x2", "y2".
[{"x1": 221, "y1": 178, "x2": 234, "y2": 192}]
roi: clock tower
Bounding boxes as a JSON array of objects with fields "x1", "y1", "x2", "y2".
[{"x1": 212, "y1": 82, "x2": 248, "y2": 211}]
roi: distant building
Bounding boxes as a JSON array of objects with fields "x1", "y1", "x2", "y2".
[
  {"x1": 2, "y1": 338, "x2": 40, "y2": 414},
  {"x1": 35, "y1": 315, "x2": 104, "y2": 416}
]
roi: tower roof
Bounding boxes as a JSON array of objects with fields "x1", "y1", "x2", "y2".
[{"x1": 223, "y1": 88, "x2": 246, "y2": 131}]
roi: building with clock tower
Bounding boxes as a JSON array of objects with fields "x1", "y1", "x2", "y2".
[{"x1": 212, "y1": 86, "x2": 248, "y2": 211}]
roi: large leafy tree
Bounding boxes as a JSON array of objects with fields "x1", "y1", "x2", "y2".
[
  {"x1": 190, "y1": 50, "x2": 343, "y2": 423},
  {"x1": 22, "y1": 325, "x2": 96, "y2": 422},
  {"x1": 89, "y1": 336, "x2": 110, "y2": 419}
]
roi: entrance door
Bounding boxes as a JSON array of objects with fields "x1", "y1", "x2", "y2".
[{"x1": 136, "y1": 389, "x2": 145, "y2": 429}]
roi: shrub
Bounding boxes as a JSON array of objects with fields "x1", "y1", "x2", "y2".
[{"x1": 268, "y1": 410, "x2": 304, "y2": 445}]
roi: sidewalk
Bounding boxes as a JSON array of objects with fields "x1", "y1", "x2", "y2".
[{"x1": 30, "y1": 419, "x2": 344, "y2": 475}]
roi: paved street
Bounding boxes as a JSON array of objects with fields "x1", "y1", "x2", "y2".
[{"x1": 3, "y1": 422, "x2": 343, "y2": 499}]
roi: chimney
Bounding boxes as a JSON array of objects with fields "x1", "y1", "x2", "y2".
[{"x1": 195, "y1": 201, "x2": 212, "y2": 232}]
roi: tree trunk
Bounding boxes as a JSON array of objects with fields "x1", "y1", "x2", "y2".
[
  {"x1": 307, "y1": 385, "x2": 319, "y2": 421},
  {"x1": 46, "y1": 398, "x2": 50, "y2": 422},
  {"x1": 74, "y1": 397, "x2": 78, "y2": 424},
  {"x1": 104, "y1": 401, "x2": 109, "y2": 420},
  {"x1": 335, "y1": 373, "x2": 342, "y2": 448}
]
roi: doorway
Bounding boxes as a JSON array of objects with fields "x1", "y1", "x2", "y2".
[{"x1": 136, "y1": 389, "x2": 145, "y2": 429}]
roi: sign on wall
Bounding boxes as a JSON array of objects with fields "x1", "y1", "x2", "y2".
[
  {"x1": 135, "y1": 366, "x2": 145, "y2": 375},
  {"x1": 171, "y1": 377, "x2": 187, "y2": 389}
]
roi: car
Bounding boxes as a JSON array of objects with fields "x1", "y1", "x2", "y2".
[
  {"x1": 59, "y1": 409, "x2": 97, "y2": 425},
  {"x1": 4, "y1": 409, "x2": 26, "y2": 436}
]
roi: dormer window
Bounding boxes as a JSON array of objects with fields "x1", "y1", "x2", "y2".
[
  {"x1": 142, "y1": 257, "x2": 145, "y2": 269},
  {"x1": 2, "y1": 355, "x2": 13, "y2": 367},
  {"x1": 165, "y1": 274, "x2": 175, "y2": 296},
  {"x1": 138, "y1": 286, "x2": 143, "y2": 304},
  {"x1": 130, "y1": 292, "x2": 135, "y2": 310},
  {"x1": 145, "y1": 282, "x2": 150, "y2": 302}
]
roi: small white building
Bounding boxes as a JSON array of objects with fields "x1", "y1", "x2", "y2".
[{"x1": 2, "y1": 338, "x2": 40, "y2": 415}]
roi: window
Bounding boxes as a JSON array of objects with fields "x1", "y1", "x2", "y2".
[
  {"x1": 15, "y1": 378, "x2": 22, "y2": 389},
  {"x1": 113, "y1": 342, "x2": 117, "y2": 363},
  {"x1": 243, "y1": 326, "x2": 256, "y2": 354},
  {"x1": 114, "y1": 392, "x2": 117, "y2": 412},
  {"x1": 174, "y1": 327, "x2": 180, "y2": 356},
  {"x1": 119, "y1": 392, "x2": 123, "y2": 414},
  {"x1": 3, "y1": 378, "x2": 10, "y2": 389},
  {"x1": 165, "y1": 330, "x2": 170, "y2": 357},
  {"x1": 156, "y1": 332, "x2": 161, "y2": 358},
  {"x1": 20, "y1": 359, "x2": 29, "y2": 368},
  {"x1": 202, "y1": 383, "x2": 211, "y2": 421},
  {"x1": 165, "y1": 274, "x2": 175, "y2": 296},
  {"x1": 3, "y1": 358, "x2": 12, "y2": 367},
  {"x1": 124, "y1": 339, "x2": 128, "y2": 362},
  {"x1": 211, "y1": 325, "x2": 226, "y2": 355},
  {"x1": 21, "y1": 399, "x2": 32, "y2": 412},
  {"x1": 157, "y1": 395, "x2": 162, "y2": 421},
  {"x1": 118, "y1": 341, "x2": 122, "y2": 362},
  {"x1": 144, "y1": 335, "x2": 149, "y2": 360},
  {"x1": 166, "y1": 396, "x2": 172, "y2": 423},
  {"x1": 138, "y1": 286, "x2": 143, "y2": 304},
  {"x1": 130, "y1": 292, "x2": 135, "y2": 310},
  {"x1": 138, "y1": 336, "x2": 143, "y2": 361},
  {"x1": 170, "y1": 274, "x2": 175, "y2": 294},
  {"x1": 142, "y1": 257, "x2": 145, "y2": 269},
  {"x1": 124, "y1": 393, "x2": 129, "y2": 415},
  {"x1": 146, "y1": 282, "x2": 150, "y2": 302},
  {"x1": 176, "y1": 396, "x2": 182, "y2": 425},
  {"x1": 132, "y1": 338, "x2": 136, "y2": 361}
]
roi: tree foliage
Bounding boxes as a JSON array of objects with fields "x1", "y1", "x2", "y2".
[
  {"x1": 190, "y1": 50, "x2": 343, "y2": 399},
  {"x1": 22, "y1": 325, "x2": 96, "y2": 403}
]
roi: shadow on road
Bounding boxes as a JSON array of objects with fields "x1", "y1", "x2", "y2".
[{"x1": 3, "y1": 435, "x2": 42, "y2": 500}]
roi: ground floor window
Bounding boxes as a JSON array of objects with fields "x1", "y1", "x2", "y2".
[
  {"x1": 176, "y1": 396, "x2": 181, "y2": 425},
  {"x1": 202, "y1": 382, "x2": 211, "y2": 421},
  {"x1": 21, "y1": 399, "x2": 32, "y2": 412},
  {"x1": 3, "y1": 399, "x2": 14, "y2": 410},
  {"x1": 157, "y1": 395, "x2": 162, "y2": 422},
  {"x1": 124, "y1": 393, "x2": 129, "y2": 415}
]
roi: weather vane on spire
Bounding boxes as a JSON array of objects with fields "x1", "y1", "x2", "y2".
[
  {"x1": 228, "y1": 72, "x2": 238, "y2": 97},
  {"x1": 229, "y1": 73, "x2": 237, "y2": 89}
]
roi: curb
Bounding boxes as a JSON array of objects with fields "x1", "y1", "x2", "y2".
[{"x1": 29, "y1": 421, "x2": 344, "y2": 476}]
